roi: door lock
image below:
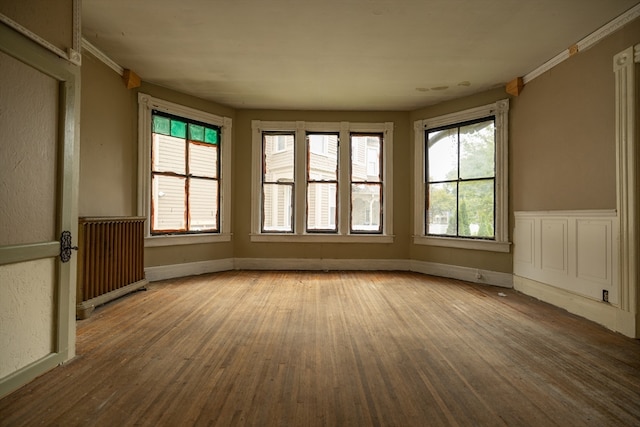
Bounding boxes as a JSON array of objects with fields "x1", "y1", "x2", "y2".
[{"x1": 60, "y1": 230, "x2": 79, "y2": 263}]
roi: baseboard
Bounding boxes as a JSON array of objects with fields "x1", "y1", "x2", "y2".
[
  {"x1": 146, "y1": 257, "x2": 513, "y2": 290},
  {"x1": 145, "y1": 258, "x2": 234, "y2": 282},
  {"x1": 410, "y1": 260, "x2": 513, "y2": 288},
  {"x1": 513, "y1": 275, "x2": 626, "y2": 334},
  {"x1": 234, "y1": 258, "x2": 410, "y2": 271},
  {"x1": 76, "y1": 279, "x2": 148, "y2": 319},
  {"x1": 0, "y1": 352, "x2": 64, "y2": 400}
]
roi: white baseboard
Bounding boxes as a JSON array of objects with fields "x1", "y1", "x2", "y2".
[
  {"x1": 146, "y1": 257, "x2": 512, "y2": 289},
  {"x1": 410, "y1": 260, "x2": 513, "y2": 288},
  {"x1": 234, "y1": 257, "x2": 410, "y2": 271},
  {"x1": 145, "y1": 258, "x2": 234, "y2": 282},
  {"x1": 513, "y1": 275, "x2": 626, "y2": 334}
]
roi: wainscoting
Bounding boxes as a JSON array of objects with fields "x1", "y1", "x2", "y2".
[
  {"x1": 514, "y1": 210, "x2": 618, "y2": 304},
  {"x1": 513, "y1": 210, "x2": 625, "y2": 333}
]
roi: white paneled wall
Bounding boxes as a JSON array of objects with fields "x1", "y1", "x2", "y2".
[{"x1": 514, "y1": 210, "x2": 618, "y2": 305}]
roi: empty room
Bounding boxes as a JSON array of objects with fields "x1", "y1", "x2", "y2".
[{"x1": 1, "y1": 0, "x2": 640, "y2": 425}]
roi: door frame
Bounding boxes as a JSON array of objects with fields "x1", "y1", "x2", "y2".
[{"x1": 0, "y1": 22, "x2": 80, "y2": 398}]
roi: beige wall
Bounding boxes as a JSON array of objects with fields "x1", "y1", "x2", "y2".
[
  {"x1": 79, "y1": 52, "x2": 236, "y2": 267},
  {"x1": 510, "y1": 18, "x2": 640, "y2": 212},
  {"x1": 80, "y1": 53, "x2": 137, "y2": 216},
  {"x1": 407, "y1": 19, "x2": 640, "y2": 274},
  {"x1": 79, "y1": 16, "x2": 640, "y2": 275},
  {"x1": 0, "y1": 0, "x2": 74, "y2": 52},
  {"x1": 409, "y1": 88, "x2": 513, "y2": 273},
  {"x1": 234, "y1": 109, "x2": 411, "y2": 261}
]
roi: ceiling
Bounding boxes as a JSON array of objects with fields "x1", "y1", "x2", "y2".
[{"x1": 82, "y1": 0, "x2": 639, "y2": 111}]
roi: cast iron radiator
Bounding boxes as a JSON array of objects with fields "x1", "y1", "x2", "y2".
[{"x1": 76, "y1": 217, "x2": 148, "y2": 319}]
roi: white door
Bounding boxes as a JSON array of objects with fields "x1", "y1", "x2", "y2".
[{"x1": 0, "y1": 24, "x2": 80, "y2": 398}]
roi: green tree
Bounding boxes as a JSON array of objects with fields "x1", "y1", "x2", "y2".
[{"x1": 458, "y1": 197, "x2": 470, "y2": 236}]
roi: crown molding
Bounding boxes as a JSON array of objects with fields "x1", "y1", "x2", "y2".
[
  {"x1": 523, "y1": 4, "x2": 640, "y2": 84},
  {"x1": 81, "y1": 38, "x2": 123, "y2": 75}
]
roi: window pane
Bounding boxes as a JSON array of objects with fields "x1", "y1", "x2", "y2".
[
  {"x1": 427, "y1": 128, "x2": 458, "y2": 182},
  {"x1": 351, "y1": 183, "x2": 381, "y2": 232},
  {"x1": 189, "y1": 178, "x2": 218, "y2": 231},
  {"x1": 307, "y1": 182, "x2": 337, "y2": 231},
  {"x1": 189, "y1": 143, "x2": 218, "y2": 178},
  {"x1": 262, "y1": 183, "x2": 293, "y2": 232},
  {"x1": 308, "y1": 134, "x2": 338, "y2": 180},
  {"x1": 153, "y1": 115, "x2": 171, "y2": 135},
  {"x1": 460, "y1": 120, "x2": 495, "y2": 180},
  {"x1": 264, "y1": 134, "x2": 294, "y2": 181},
  {"x1": 152, "y1": 134, "x2": 185, "y2": 174},
  {"x1": 189, "y1": 124, "x2": 205, "y2": 142},
  {"x1": 351, "y1": 135, "x2": 381, "y2": 182},
  {"x1": 152, "y1": 175, "x2": 186, "y2": 231},
  {"x1": 427, "y1": 182, "x2": 457, "y2": 236},
  {"x1": 459, "y1": 180, "x2": 494, "y2": 238},
  {"x1": 170, "y1": 120, "x2": 187, "y2": 138},
  {"x1": 204, "y1": 128, "x2": 218, "y2": 144}
]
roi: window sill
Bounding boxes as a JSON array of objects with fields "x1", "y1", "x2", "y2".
[
  {"x1": 145, "y1": 233, "x2": 232, "y2": 247},
  {"x1": 250, "y1": 234, "x2": 394, "y2": 244},
  {"x1": 413, "y1": 235, "x2": 511, "y2": 253}
]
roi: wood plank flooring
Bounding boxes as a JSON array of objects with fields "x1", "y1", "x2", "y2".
[{"x1": 1, "y1": 271, "x2": 640, "y2": 426}]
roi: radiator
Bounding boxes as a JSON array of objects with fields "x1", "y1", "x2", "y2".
[{"x1": 76, "y1": 217, "x2": 148, "y2": 319}]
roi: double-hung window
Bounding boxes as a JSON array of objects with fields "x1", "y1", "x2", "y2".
[
  {"x1": 414, "y1": 100, "x2": 510, "y2": 252},
  {"x1": 138, "y1": 94, "x2": 232, "y2": 245},
  {"x1": 262, "y1": 132, "x2": 295, "y2": 232},
  {"x1": 307, "y1": 133, "x2": 339, "y2": 232},
  {"x1": 252, "y1": 120, "x2": 393, "y2": 242},
  {"x1": 151, "y1": 112, "x2": 220, "y2": 234},
  {"x1": 351, "y1": 133, "x2": 383, "y2": 233}
]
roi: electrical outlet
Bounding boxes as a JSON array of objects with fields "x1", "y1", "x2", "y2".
[{"x1": 602, "y1": 289, "x2": 609, "y2": 303}]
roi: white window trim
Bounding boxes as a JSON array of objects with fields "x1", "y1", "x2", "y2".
[
  {"x1": 251, "y1": 120, "x2": 394, "y2": 243},
  {"x1": 413, "y1": 99, "x2": 510, "y2": 253},
  {"x1": 138, "y1": 93, "x2": 232, "y2": 247}
]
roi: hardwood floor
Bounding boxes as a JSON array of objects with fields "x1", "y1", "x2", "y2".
[{"x1": 1, "y1": 271, "x2": 640, "y2": 426}]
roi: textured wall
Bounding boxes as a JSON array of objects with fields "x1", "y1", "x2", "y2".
[
  {"x1": 0, "y1": 50, "x2": 58, "y2": 246},
  {"x1": 0, "y1": 259, "x2": 56, "y2": 378},
  {"x1": 0, "y1": 37, "x2": 60, "y2": 384},
  {"x1": 0, "y1": 0, "x2": 74, "y2": 52}
]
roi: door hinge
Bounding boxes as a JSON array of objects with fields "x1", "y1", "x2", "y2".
[{"x1": 60, "y1": 230, "x2": 78, "y2": 263}]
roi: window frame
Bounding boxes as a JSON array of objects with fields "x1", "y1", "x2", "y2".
[
  {"x1": 150, "y1": 111, "x2": 221, "y2": 235},
  {"x1": 138, "y1": 93, "x2": 232, "y2": 247},
  {"x1": 251, "y1": 120, "x2": 394, "y2": 243},
  {"x1": 306, "y1": 131, "x2": 339, "y2": 233},
  {"x1": 413, "y1": 100, "x2": 510, "y2": 252},
  {"x1": 261, "y1": 131, "x2": 295, "y2": 233},
  {"x1": 350, "y1": 132, "x2": 384, "y2": 234}
]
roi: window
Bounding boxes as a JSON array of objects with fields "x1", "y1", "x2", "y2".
[
  {"x1": 307, "y1": 133, "x2": 339, "y2": 232},
  {"x1": 138, "y1": 94, "x2": 232, "y2": 246},
  {"x1": 426, "y1": 118, "x2": 494, "y2": 239},
  {"x1": 151, "y1": 112, "x2": 220, "y2": 234},
  {"x1": 262, "y1": 132, "x2": 295, "y2": 232},
  {"x1": 351, "y1": 134, "x2": 382, "y2": 233},
  {"x1": 414, "y1": 100, "x2": 510, "y2": 252},
  {"x1": 251, "y1": 120, "x2": 394, "y2": 242}
]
